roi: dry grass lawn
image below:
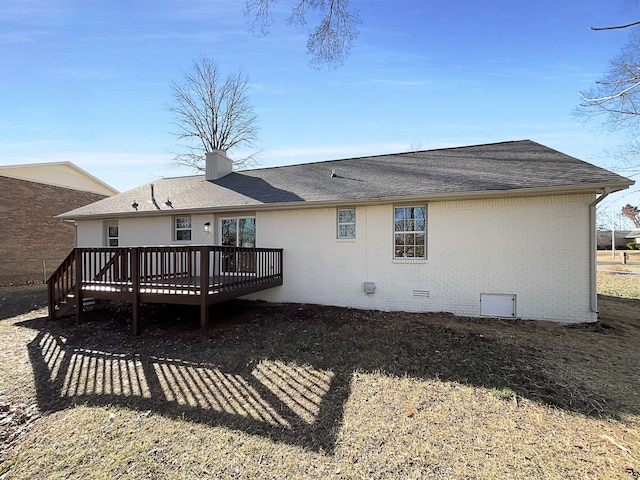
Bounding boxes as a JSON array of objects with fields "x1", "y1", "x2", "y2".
[
  {"x1": 597, "y1": 250, "x2": 640, "y2": 275},
  {"x1": 0, "y1": 272, "x2": 639, "y2": 479}
]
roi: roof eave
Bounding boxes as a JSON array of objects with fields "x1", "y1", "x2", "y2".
[{"x1": 58, "y1": 180, "x2": 633, "y2": 222}]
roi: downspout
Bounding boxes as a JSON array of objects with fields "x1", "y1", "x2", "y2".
[{"x1": 589, "y1": 187, "x2": 610, "y2": 314}]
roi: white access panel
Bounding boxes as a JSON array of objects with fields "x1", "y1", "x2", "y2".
[{"x1": 480, "y1": 294, "x2": 516, "y2": 318}]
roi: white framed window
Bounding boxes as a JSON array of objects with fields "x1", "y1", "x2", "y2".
[
  {"x1": 104, "y1": 220, "x2": 119, "y2": 247},
  {"x1": 174, "y1": 216, "x2": 192, "y2": 241},
  {"x1": 394, "y1": 206, "x2": 426, "y2": 258},
  {"x1": 337, "y1": 208, "x2": 356, "y2": 239}
]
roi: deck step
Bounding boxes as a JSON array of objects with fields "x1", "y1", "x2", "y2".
[
  {"x1": 83, "y1": 298, "x2": 97, "y2": 309},
  {"x1": 52, "y1": 296, "x2": 97, "y2": 318}
]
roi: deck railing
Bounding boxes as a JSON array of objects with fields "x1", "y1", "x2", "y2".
[
  {"x1": 47, "y1": 246, "x2": 283, "y2": 334},
  {"x1": 47, "y1": 249, "x2": 77, "y2": 320}
]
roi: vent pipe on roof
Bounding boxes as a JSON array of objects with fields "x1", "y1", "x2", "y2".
[
  {"x1": 149, "y1": 183, "x2": 160, "y2": 210},
  {"x1": 205, "y1": 150, "x2": 233, "y2": 181}
]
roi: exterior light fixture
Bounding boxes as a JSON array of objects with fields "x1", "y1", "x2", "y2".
[{"x1": 203, "y1": 221, "x2": 211, "y2": 234}]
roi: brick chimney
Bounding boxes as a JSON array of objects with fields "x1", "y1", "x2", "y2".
[{"x1": 205, "y1": 150, "x2": 233, "y2": 180}]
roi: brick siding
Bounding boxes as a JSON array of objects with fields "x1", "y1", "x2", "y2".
[
  {"x1": 246, "y1": 194, "x2": 595, "y2": 323},
  {"x1": 0, "y1": 176, "x2": 108, "y2": 285}
]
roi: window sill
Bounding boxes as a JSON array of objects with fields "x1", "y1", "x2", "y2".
[
  {"x1": 336, "y1": 238, "x2": 356, "y2": 243},
  {"x1": 392, "y1": 258, "x2": 427, "y2": 264}
]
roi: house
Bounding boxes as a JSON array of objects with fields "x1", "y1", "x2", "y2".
[
  {"x1": 0, "y1": 162, "x2": 118, "y2": 284},
  {"x1": 54, "y1": 140, "x2": 633, "y2": 328},
  {"x1": 626, "y1": 229, "x2": 640, "y2": 245},
  {"x1": 596, "y1": 230, "x2": 632, "y2": 250}
]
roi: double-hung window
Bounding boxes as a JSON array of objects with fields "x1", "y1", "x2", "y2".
[
  {"x1": 394, "y1": 206, "x2": 426, "y2": 258},
  {"x1": 175, "y1": 216, "x2": 192, "y2": 241},
  {"x1": 104, "y1": 221, "x2": 119, "y2": 246},
  {"x1": 337, "y1": 209, "x2": 356, "y2": 239}
]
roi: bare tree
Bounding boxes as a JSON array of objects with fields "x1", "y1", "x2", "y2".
[
  {"x1": 578, "y1": 33, "x2": 640, "y2": 133},
  {"x1": 245, "y1": 0, "x2": 360, "y2": 69},
  {"x1": 622, "y1": 203, "x2": 640, "y2": 227},
  {"x1": 597, "y1": 205, "x2": 626, "y2": 230},
  {"x1": 576, "y1": 15, "x2": 640, "y2": 183},
  {"x1": 168, "y1": 57, "x2": 260, "y2": 171}
]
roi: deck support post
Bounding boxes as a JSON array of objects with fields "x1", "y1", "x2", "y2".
[
  {"x1": 200, "y1": 248, "x2": 210, "y2": 335},
  {"x1": 74, "y1": 248, "x2": 83, "y2": 326},
  {"x1": 131, "y1": 248, "x2": 142, "y2": 335}
]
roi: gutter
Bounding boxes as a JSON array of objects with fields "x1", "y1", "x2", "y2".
[{"x1": 589, "y1": 187, "x2": 611, "y2": 314}]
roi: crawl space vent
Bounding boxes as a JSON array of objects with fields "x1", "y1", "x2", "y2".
[
  {"x1": 480, "y1": 293, "x2": 516, "y2": 318},
  {"x1": 413, "y1": 290, "x2": 430, "y2": 298}
]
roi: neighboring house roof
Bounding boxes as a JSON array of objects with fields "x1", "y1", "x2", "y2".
[
  {"x1": 59, "y1": 140, "x2": 634, "y2": 220},
  {"x1": 0, "y1": 161, "x2": 118, "y2": 196},
  {"x1": 597, "y1": 230, "x2": 632, "y2": 239},
  {"x1": 625, "y1": 229, "x2": 640, "y2": 239}
]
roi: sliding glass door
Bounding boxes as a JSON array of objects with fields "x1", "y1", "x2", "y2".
[{"x1": 220, "y1": 217, "x2": 256, "y2": 273}]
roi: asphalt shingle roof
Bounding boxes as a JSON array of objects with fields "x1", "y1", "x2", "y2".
[{"x1": 60, "y1": 140, "x2": 634, "y2": 219}]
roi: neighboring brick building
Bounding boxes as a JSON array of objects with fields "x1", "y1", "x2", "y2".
[{"x1": 0, "y1": 163, "x2": 117, "y2": 285}]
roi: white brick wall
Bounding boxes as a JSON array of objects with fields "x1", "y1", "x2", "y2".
[
  {"x1": 76, "y1": 214, "x2": 216, "y2": 247},
  {"x1": 249, "y1": 194, "x2": 596, "y2": 323},
  {"x1": 74, "y1": 193, "x2": 597, "y2": 323}
]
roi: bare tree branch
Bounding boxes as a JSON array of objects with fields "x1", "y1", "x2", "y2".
[
  {"x1": 579, "y1": 74, "x2": 640, "y2": 104},
  {"x1": 590, "y1": 20, "x2": 640, "y2": 31},
  {"x1": 245, "y1": 0, "x2": 278, "y2": 36},
  {"x1": 306, "y1": 0, "x2": 359, "y2": 69},
  {"x1": 576, "y1": 31, "x2": 640, "y2": 140},
  {"x1": 576, "y1": 13, "x2": 640, "y2": 181},
  {"x1": 168, "y1": 57, "x2": 260, "y2": 172},
  {"x1": 246, "y1": 0, "x2": 360, "y2": 69}
]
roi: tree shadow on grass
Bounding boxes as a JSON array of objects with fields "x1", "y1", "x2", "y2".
[{"x1": 16, "y1": 300, "x2": 637, "y2": 453}]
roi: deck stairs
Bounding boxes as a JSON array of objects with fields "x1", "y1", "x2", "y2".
[
  {"x1": 47, "y1": 249, "x2": 116, "y2": 319},
  {"x1": 52, "y1": 293, "x2": 102, "y2": 319}
]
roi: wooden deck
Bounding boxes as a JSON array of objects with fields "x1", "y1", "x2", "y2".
[{"x1": 47, "y1": 246, "x2": 283, "y2": 334}]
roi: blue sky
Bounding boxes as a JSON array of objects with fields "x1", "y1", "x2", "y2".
[{"x1": 1, "y1": 0, "x2": 638, "y2": 222}]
